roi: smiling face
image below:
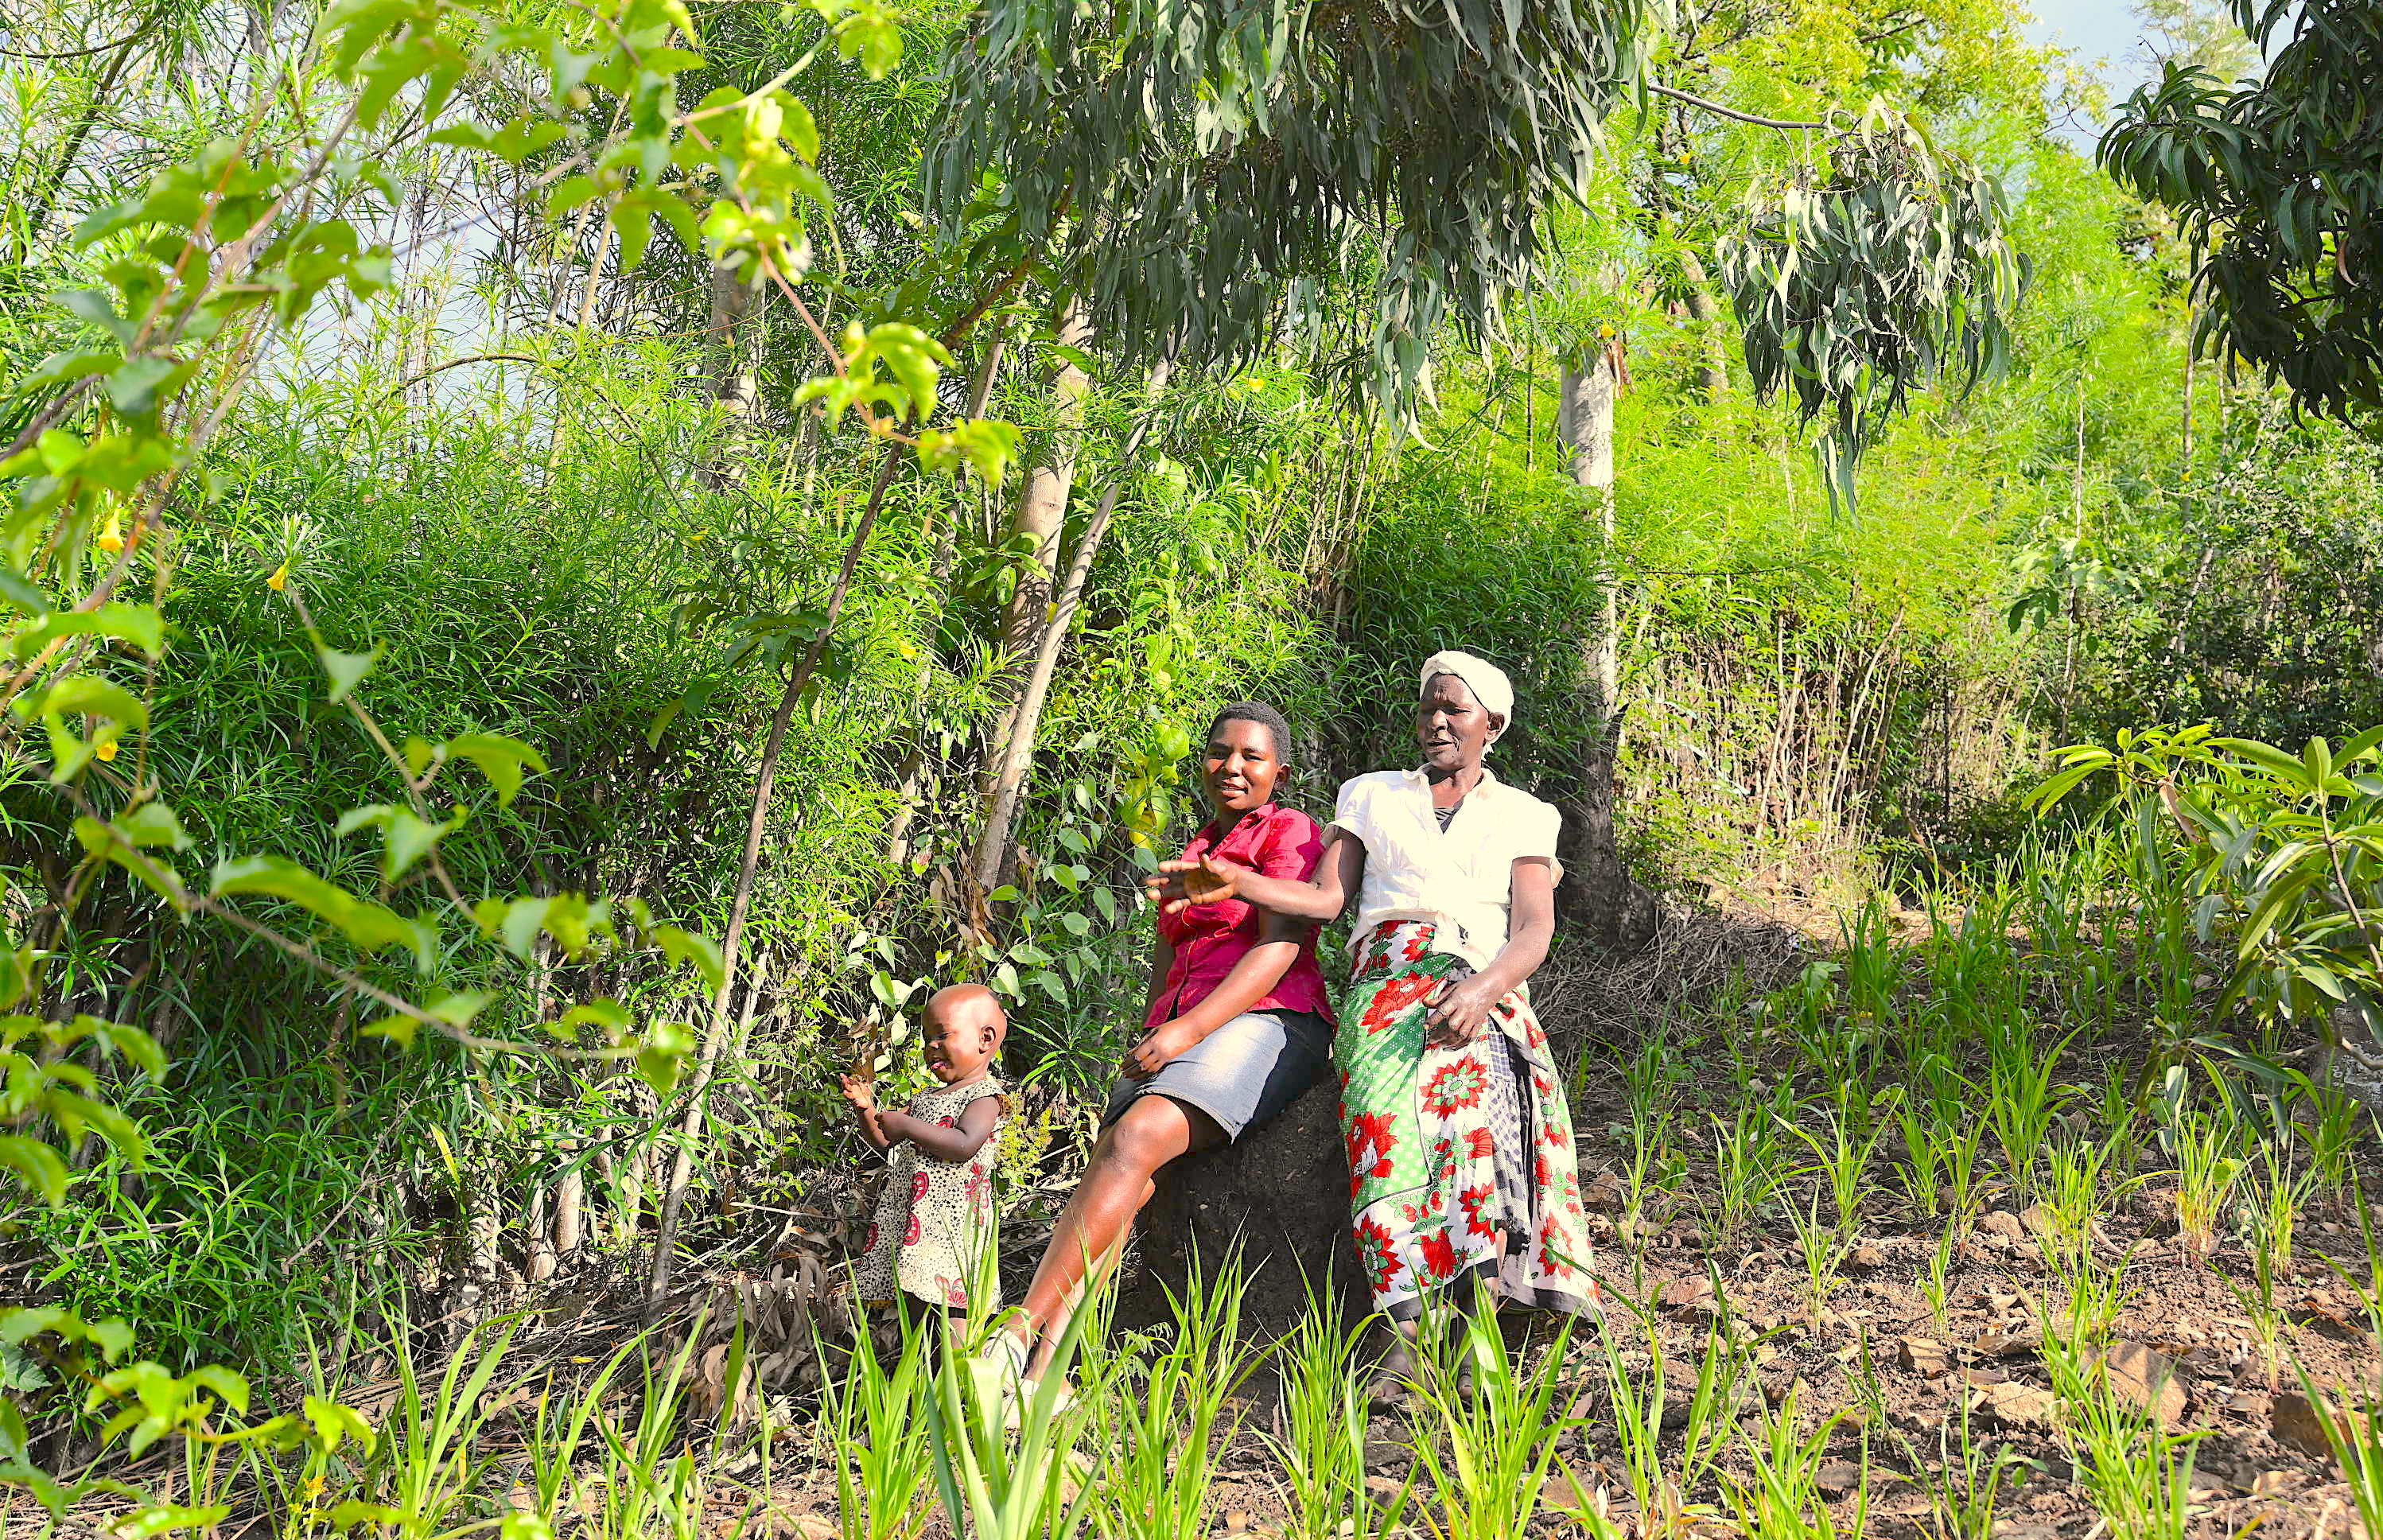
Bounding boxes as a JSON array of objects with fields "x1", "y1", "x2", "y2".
[
  {"x1": 1202, "y1": 715, "x2": 1285, "y2": 817},
  {"x1": 920, "y1": 985, "x2": 1005, "y2": 1084},
  {"x1": 1416, "y1": 673, "x2": 1504, "y2": 776}
]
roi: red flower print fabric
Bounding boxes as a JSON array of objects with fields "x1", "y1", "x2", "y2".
[
  {"x1": 1335, "y1": 921, "x2": 1599, "y2": 1322},
  {"x1": 856, "y1": 1077, "x2": 1009, "y2": 1312}
]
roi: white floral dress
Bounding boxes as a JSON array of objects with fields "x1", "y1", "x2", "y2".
[{"x1": 857, "y1": 1078, "x2": 1008, "y2": 1309}]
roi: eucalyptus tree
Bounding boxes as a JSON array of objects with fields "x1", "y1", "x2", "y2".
[
  {"x1": 2101, "y1": 0, "x2": 2382, "y2": 422},
  {"x1": 929, "y1": 0, "x2": 2031, "y2": 939}
]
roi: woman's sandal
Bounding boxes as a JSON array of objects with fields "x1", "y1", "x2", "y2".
[{"x1": 966, "y1": 1329, "x2": 1031, "y2": 1406}]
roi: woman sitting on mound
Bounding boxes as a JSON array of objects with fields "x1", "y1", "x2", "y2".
[{"x1": 978, "y1": 701, "x2": 1336, "y2": 1396}]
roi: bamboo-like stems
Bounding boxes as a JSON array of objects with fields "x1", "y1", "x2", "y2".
[{"x1": 646, "y1": 445, "x2": 904, "y2": 1306}]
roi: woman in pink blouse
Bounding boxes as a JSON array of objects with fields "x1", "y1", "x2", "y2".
[{"x1": 980, "y1": 702, "x2": 1335, "y2": 1391}]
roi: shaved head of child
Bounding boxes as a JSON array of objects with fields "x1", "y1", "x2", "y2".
[{"x1": 921, "y1": 984, "x2": 1006, "y2": 1084}]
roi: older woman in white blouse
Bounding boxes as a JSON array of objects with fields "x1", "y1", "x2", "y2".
[{"x1": 1152, "y1": 651, "x2": 1598, "y2": 1398}]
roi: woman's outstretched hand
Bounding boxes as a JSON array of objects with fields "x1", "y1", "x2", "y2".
[
  {"x1": 1121, "y1": 1019, "x2": 1203, "y2": 1080},
  {"x1": 1425, "y1": 974, "x2": 1502, "y2": 1047},
  {"x1": 1143, "y1": 854, "x2": 1243, "y2": 914}
]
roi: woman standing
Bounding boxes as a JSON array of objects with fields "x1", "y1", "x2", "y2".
[
  {"x1": 1153, "y1": 651, "x2": 1598, "y2": 1394},
  {"x1": 982, "y1": 702, "x2": 1336, "y2": 1393}
]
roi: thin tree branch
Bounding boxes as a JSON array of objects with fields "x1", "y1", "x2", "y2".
[
  {"x1": 0, "y1": 21, "x2": 153, "y2": 58},
  {"x1": 646, "y1": 441, "x2": 908, "y2": 1306},
  {"x1": 1650, "y1": 83, "x2": 1828, "y2": 133}
]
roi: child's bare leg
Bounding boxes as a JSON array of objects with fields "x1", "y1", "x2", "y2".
[{"x1": 1001, "y1": 1095, "x2": 1220, "y2": 1375}]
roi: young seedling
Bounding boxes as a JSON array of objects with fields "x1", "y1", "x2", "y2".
[
  {"x1": 2153, "y1": 1064, "x2": 2245, "y2": 1257},
  {"x1": 2040, "y1": 1329, "x2": 2204, "y2": 1540},
  {"x1": 1722, "y1": 1386, "x2": 1869, "y2": 1540},
  {"x1": 1404, "y1": 1294, "x2": 1582, "y2": 1540},
  {"x1": 822, "y1": 1305, "x2": 936, "y2": 1540},
  {"x1": 1972, "y1": 1017, "x2": 2078, "y2": 1198},
  {"x1": 1592, "y1": 1285, "x2": 1744, "y2": 1537},
  {"x1": 1083, "y1": 1257, "x2": 1258, "y2": 1540},
  {"x1": 1784, "y1": 1186, "x2": 1852, "y2": 1319},
  {"x1": 1259, "y1": 1281, "x2": 1400, "y2": 1540},
  {"x1": 1704, "y1": 1097, "x2": 1786, "y2": 1246},
  {"x1": 1919, "y1": 1216, "x2": 1963, "y2": 1327}
]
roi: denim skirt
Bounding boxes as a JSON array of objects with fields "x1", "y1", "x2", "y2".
[{"x1": 1100, "y1": 1008, "x2": 1335, "y2": 1141}]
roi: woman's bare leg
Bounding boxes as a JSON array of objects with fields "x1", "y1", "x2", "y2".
[{"x1": 1002, "y1": 1095, "x2": 1223, "y2": 1379}]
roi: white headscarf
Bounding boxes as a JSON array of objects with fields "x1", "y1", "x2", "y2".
[{"x1": 1417, "y1": 649, "x2": 1514, "y2": 725}]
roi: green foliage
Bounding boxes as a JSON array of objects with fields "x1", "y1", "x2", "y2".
[
  {"x1": 2101, "y1": 0, "x2": 2383, "y2": 418},
  {"x1": 1720, "y1": 108, "x2": 2028, "y2": 508},
  {"x1": 929, "y1": 0, "x2": 1654, "y2": 412},
  {"x1": 2031, "y1": 723, "x2": 2383, "y2": 1048}
]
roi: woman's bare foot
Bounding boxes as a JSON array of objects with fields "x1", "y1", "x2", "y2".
[{"x1": 1364, "y1": 1331, "x2": 1421, "y2": 1412}]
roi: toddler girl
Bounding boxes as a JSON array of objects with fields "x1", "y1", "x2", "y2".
[{"x1": 843, "y1": 983, "x2": 1010, "y2": 1312}]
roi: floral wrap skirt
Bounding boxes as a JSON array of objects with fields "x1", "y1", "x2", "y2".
[{"x1": 1337, "y1": 920, "x2": 1600, "y2": 1320}]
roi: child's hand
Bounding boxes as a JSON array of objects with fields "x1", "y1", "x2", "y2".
[{"x1": 839, "y1": 1073, "x2": 877, "y2": 1112}]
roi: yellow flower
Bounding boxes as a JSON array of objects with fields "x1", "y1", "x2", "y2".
[
  {"x1": 1599, "y1": 324, "x2": 1616, "y2": 340},
  {"x1": 96, "y1": 511, "x2": 125, "y2": 554},
  {"x1": 267, "y1": 560, "x2": 290, "y2": 591},
  {"x1": 95, "y1": 735, "x2": 119, "y2": 763}
]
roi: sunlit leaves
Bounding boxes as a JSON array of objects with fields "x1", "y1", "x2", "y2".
[
  {"x1": 336, "y1": 804, "x2": 462, "y2": 883},
  {"x1": 209, "y1": 856, "x2": 437, "y2": 972},
  {"x1": 792, "y1": 322, "x2": 950, "y2": 426},
  {"x1": 811, "y1": 0, "x2": 904, "y2": 77},
  {"x1": 1718, "y1": 107, "x2": 2027, "y2": 511},
  {"x1": 401, "y1": 731, "x2": 548, "y2": 806},
  {"x1": 2029, "y1": 723, "x2": 2383, "y2": 1040},
  {"x1": 1, "y1": 1015, "x2": 164, "y2": 1203},
  {"x1": 9, "y1": 603, "x2": 164, "y2": 659},
  {"x1": 929, "y1": 0, "x2": 1655, "y2": 421},
  {"x1": 2101, "y1": 2, "x2": 2383, "y2": 421},
  {"x1": 915, "y1": 418, "x2": 1020, "y2": 484}
]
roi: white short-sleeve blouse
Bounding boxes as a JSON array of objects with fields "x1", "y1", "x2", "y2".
[{"x1": 1329, "y1": 767, "x2": 1563, "y2": 969}]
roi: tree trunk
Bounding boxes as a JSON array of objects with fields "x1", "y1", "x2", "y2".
[
  {"x1": 999, "y1": 299, "x2": 1094, "y2": 671},
  {"x1": 554, "y1": 1150, "x2": 585, "y2": 1259},
  {"x1": 887, "y1": 335, "x2": 1009, "y2": 869},
  {"x1": 968, "y1": 361, "x2": 1170, "y2": 911},
  {"x1": 647, "y1": 452, "x2": 904, "y2": 1307},
  {"x1": 1677, "y1": 249, "x2": 1730, "y2": 402},
  {"x1": 703, "y1": 261, "x2": 764, "y2": 488},
  {"x1": 1555, "y1": 349, "x2": 1657, "y2": 953}
]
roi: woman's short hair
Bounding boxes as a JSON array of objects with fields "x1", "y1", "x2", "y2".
[{"x1": 1206, "y1": 701, "x2": 1295, "y2": 769}]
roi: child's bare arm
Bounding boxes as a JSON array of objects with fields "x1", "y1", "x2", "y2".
[
  {"x1": 880, "y1": 1095, "x2": 1001, "y2": 1163},
  {"x1": 840, "y1": 1073, "x2": 892, "y2": 1153}
]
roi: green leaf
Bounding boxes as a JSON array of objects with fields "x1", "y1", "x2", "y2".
[
  {"x1": 112, "y1": 1506, "x2": 233, "y2": 1539},
  {"x1": 317, "y1": 644, "x2": 379, "y2": 702},
  {"x1": 325, "y1": 1502, "x2": 404, "y2": 1530},
  {"x1": 28, "y1": 675, "x2": 150, "y2": 731},
  {"x1": 423, "y1": 991, "x2": 495, "y2": 1027},
  {"x1": 437, "y1": 732, "x2": 549, "y2": 805},
  {"x1": 652, "y1": 926, "x2": 723, "y2": 996},
  {"x1": 303, "y1": 1394, "x2": 375, "y2": 1457},
  {"x1": 209, "y1": 856, "x2": 434, "y2": 970},
  {"x1": 56, "y1": 289, "x2": 134, "y2": 345},
  {"x1": 0, "y1": 564, "x2": 52, "y2": 616},
  {"x1": 636, "y1": 1020, "x2": 695, "y2": 1099},
  {"x1": 9, "y1": 604, "x2": 164, "y2": 659},
  {"x1": 0, "y1": 1134, "x2": 68, "y2": 1206},
  {"x1": 72, "y1": 812, "x2": 193, "y2": 905},
  {"x1": 114, "y1": 803, "x2": 194, "y2": 851}
]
